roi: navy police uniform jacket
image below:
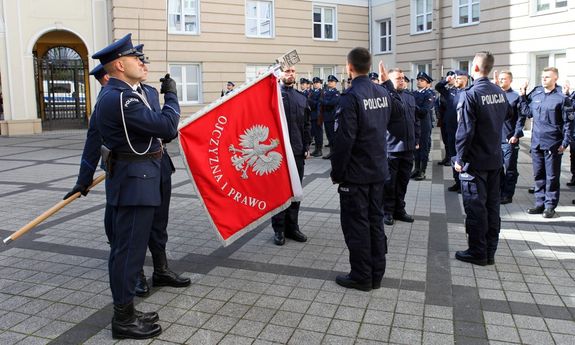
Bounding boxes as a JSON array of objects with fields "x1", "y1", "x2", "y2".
[
  {"x1": 455, "y1": 77, "x2": 511, "y2": 171},
  {"x1": 281, "y1": 85, "x2": 311, "y2": 157},
  {"x1": 414, "y1": 88, "x2": 435, "y2": 126},
  {"x1": 321, "y1": 88, "x2": 340, "y2": 122},
  {"x1": 501, "y1": 88, "x2": 526, "y2": 143},
  {"x1": 386, "y1": 88, "x2": 420, "y2": 153},
  {"x1": 520, "y1": 85, "x2": 574, "y2": 151},
  {"x1": 435, "y1": 80, "x2": 462, "y2": 132},
  {"x1": 95, "y1": 77, "x2": 180, "y2": 207},
  {"x1": 308, "y1": 88, "x2": 323, "y2": 120},
  {"x1": 331, "y1": 76, "x2": 402, "y2": 184}
]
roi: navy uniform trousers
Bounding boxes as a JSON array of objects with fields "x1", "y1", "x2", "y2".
[
  {"x1": 460, "y1": 168, "x2": 501, "y2": 259},
  {"x1": 384, "y1": 151, "x2": 413, "y2": 216},
  {"x1": 415, "y1": 117, "x2": 432, "y2": 165},
  {"x1": 272, "y1": 156, "x2": 304, "y2": 233},
  {"x1": 311, "y1": 118, "x2": 323, "y2": 149},
  {"x1": 339, "y1": 182, "x2": 387, "y2": 284},
  {"x1": 500, "y1": 143, "x2": 520, "y2": 199},
  {"x1": 532, "y1": 148, "x2": 563, "y2": 208}
]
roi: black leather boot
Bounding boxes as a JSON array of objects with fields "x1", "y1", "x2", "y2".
[
  {"x1": 410, "y1": 160, "x2": 420, "y2": 179},
  {"x1": 112, "y1": 302, "x2": 162, "y2": 339},
  {"x1": 135, "y1": 269, "x2": 150, "y2": 297},
  {"x1": 135, "y1": 309, "x2": 159, "y2": 324},
  {"x1": 152, "y1": 252, "x2": 191, "y2": 287}
]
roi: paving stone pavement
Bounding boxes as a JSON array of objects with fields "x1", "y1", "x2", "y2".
[{"x1": 0, "y1": 129, "x2": 574, "y2": 345}]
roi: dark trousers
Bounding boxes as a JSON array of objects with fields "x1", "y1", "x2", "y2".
[
  {"x1": 149, "y1": 176, "x2": 171, "y2": 258},
  {"x1": 384, "y1": 152, "x2": 413, "y2": 216},
  {"x1": 272, "y1": 156, "x2": 304, "y2": 233},
  {"x1": 570, "y1": 146, "x2": 575, "y2": 177},
  {"x1": 500, "y1": 143, "x2": 520, "y2": 199},
  {"x1": 414, "y1": 121, "x2": 432, "y2": 165},
  {"x1": 339, "y1": 182, "x2": 387, "y2": 283},
  {"x1": 311, "y1": 119, "x2": 323, "y2": 150},
  {"x1": 324, "y1": 121, "x2": 335, "y2": 147},
  {"x1": 460, "y1": 168, "x2": 501, "y2": 259},
  {"x1": 532, "y1": 148, "x2": 562, "y2": 209},
  {"x1": 445, "y1": 128, "x2": 459, "y2": 183},
  {"x1": 109, "y1": 206, "x2": 155, "y2": 305}
]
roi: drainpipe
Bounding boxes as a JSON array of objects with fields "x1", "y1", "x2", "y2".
[
  {"x1": 435, "y1": 0, "x2": 442, "y2": 79},
  {"x1": 368, "y1": 0, "x2": 372, "y2": 54}
]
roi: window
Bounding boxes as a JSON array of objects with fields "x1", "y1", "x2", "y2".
[
  {"x1": 168, "y1": 0, "x2": 199, "y2": 34},
  {"x1": 169, "y1": 64, "x2": 202, "y2": 103},
  {"x1": 534, "y1": 52, "x2": 567, "y2": 85},
  {"x1": 246, "y1": 1, "x2": 274, "y2": 38},
  {"x1": 378, "y1": 19, "x2": 392, "y2": 53},
  {"x1": 457, "y1": 59, "x2": 473, "y2": 73},
  {"x1": 535, "y1": 0, "x2": 567, "y2": 12},
  {"x1": 246, "y1": 64, "x2": 272, "y2": 82},
  {"x1": 455, "y1": 0, "x2": 480, "y2": 26},
  {"x1": 413, "y1": 62, "x2": 432, "y2": 80},
  {"x1": 313, "y1": 5, "x2": 336, "y2": 40},
  {"x1": 313, "y1": 66, "x2": 336, "y2": 82},
  {"x1": 412, "y1": 0, "x2": 432, "y2": 33}
]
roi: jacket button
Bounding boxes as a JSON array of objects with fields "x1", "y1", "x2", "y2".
[{"x1": 143, "y1": 174, "x2": 147, "y2": 178}]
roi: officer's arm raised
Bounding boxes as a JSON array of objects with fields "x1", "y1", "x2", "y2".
[{"x1": 120, "y1": 92, "x2": 180, "y2": 140}]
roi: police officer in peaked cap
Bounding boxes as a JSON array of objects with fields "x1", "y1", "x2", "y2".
[
  {"x1": 454, "y1": 51, "x2": 511, "y2": 266},
  {"x1": 92, "y1": 33, "x2": 180, "y2": 339},
  {"x1": 369, "y1": 72, "x2": 379, "y2": 84},
  {"x1": 322, "y1": 74, "x2": 340, "y2": 159},
  {"x1": 411, "y1": 71, "x2": 435, "y2": 181},
  {"x1": 309, "y1": 76, "x2": 324, "y2": 157}
]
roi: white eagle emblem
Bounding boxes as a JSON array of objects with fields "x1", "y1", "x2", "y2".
[{"x1": 229, "y1": 125, "x2": 283, "y2": 179}]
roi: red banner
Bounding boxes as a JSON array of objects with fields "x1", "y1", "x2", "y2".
[{"x1": 178, "y1": 72, "x2": 302, "y2": 246}]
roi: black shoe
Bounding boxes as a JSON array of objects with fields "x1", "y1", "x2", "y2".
[
  {"x1": 527, "y1": 205, "x2": 544, "y2": 214},
  {"x1": 285, "y1": 229, "x2": 308, "y2": 242},
  {"x1": 372, "y1": 280, "x2": 382, "y2": 289},
  {"x1": 384, "y1": 214, "x2": 394, "y2": 226},
  {"x1": 487, "y1": 257, "x2": 495, "y2": 265},
  {"x1": 134, "y1": 309, "x2": 159, "y2": 324},
  {"x1": 394, "y1": 212, "x2": 414, "y2": 223},
  {"x1": 112, "y1": 303, "x2": 162, "y2": 340},
  {"x1": 310, "y1": 150, "x2": 322, "y2": 157},
  {"x1": 135, "y1": 270, "x2": 150, "y2": 297},
  {"x1": 567, "y1": 177, "x2": 575, "y2": 186},
  {"x1": 455, "y1": 250, "x2": 487, "y2": 266},
  {"x1": 273, "y1": 232, "x2": 285, "y2": 246},
  {"x1": 447, "y1": 183, "x2": 461, "y2": 192},
  {"x1": 437, "y1": 158, "x2": 448, "y2": 166},
  {"x1": 528, "y1": 187, "x2": 535, "y2": 194},
  {"x1": 152, "y1": 252, "x2": 191, "y2": 288},
  {"x1": 500, "y1": 196, "x2": 513, "y2": 205},
  {"x1": 410, "y1": 170, "x2": 420, "y2": 179},
  {"x1": 325, "y1": 143, "x2": 331, "y2": 148},
  {"x1": 414, "y1": 171, "x2": 426, "y2": 181},
  {"x1": 542, "y1": 208, "x2": 555, "y2": 218},
  {"x1": 322, "y1": 152, "x2": 333, "y2": 160},
  {"x1": 335, "y1": 274, "x2": 372, "y2": 292}
]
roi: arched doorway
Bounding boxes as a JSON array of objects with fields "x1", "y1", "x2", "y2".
[{"x1": 33, "y1": 30, "x2": 91, "y2": 130}]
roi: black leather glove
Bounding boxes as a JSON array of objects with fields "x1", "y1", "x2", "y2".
[
  {"x1": 63, "y1": 184, "x2": 89, "y2": 200},
  {"x1": 160, "y1": 73, "x2": 177, "y2": 95}
]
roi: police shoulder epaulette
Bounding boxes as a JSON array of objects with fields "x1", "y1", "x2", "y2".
[{"x1": 465, "y1": 84, "x2": 474, "y2": 91}]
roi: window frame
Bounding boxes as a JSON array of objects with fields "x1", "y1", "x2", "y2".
[
  {"x1": 168, "y1": 63, "x2": 203, "y2": 105},
  {"x1": 313, "y1": 65, "x2": 337, "y2": 83},
  {"x1": 453, "y1": 0, "x2": 480, "y2": 27},
  {"x1": 313, "y1": 3, "x2": 338, "y2": 41},
  {"x1": 245, "y1": 0, "x2": 275, "y2": 38},
  {"x1": 412, "y1": 61, "x2": 433, "y2": 81},
  {"x1": 531, "y1": 51, "x2": 567, "y2": 86},
  {"x1": 531, "y1": 0, "x2": 568, "y2": 15},
  {"x1": 411, "y1": 0, "x2": 433, "y2": 35},
  {"x1": 168, "y1": 0, "x2": 201, "y2": 35},
  {"x1": 377, "y1": 19, "x2": 392, "y2": 54},
  {"x1": 245, "y1": 64, "x2": 273, "y2": 82}
]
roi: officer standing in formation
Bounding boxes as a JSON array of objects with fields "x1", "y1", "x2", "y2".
[
  {"x1": 562, "y1": 82, "x2": 575, "y2": 187},
  {"x1": 381, "y1": 67, "x2": 418, "y2": 226},
  {"x1": 436, "y1": 70, "x2": 456, "y2": 166},
  {"x1": 454, "y1": 51, "x2": 510, "y2": 266},
  {"x1": 494, "y1": 70, "x2": 525, "y2": 205},
  {"x1": 330, "y1": 48, "x2": 402, "y2": 292},
  {"x1": 91, "y1": 33, "x2": 180, "y2": 339},
  {"x1": 411, "y1": 72, "x2": 435, "y2": 181},
  {"x1": 225, "y1": 81, "x2": 235, "y2": 95},
  {"x1": 522, "y1": 67, "x2": 573, "y2": 218},
  {"x1": 272, "y1": 66, "x2": 311, "y2": 245},
  {"x1": 322, "y1": 74, "x2": 341, "y2": 159},
  {"x1": 308, "y1": 77, "x2": 324, "y2": 157},
  {"x1": 436, "y1": 70, "x2": 468, "y2": 192},
  {"x1": 299, "y1": 77, "x2": 311, "y2": 96},
  {"x1": 369, "y1": 72, "x2": 379, "y2": 84}
]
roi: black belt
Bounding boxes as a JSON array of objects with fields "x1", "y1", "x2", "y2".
[{"x1": 112, "y1": 150, "x2": 162, "y2": 161}]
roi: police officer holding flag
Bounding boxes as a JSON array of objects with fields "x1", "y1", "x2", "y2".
[
  {"x1": 92, "y1": 33, "x2": 180, "y2": 339},
  {"x1": 454, "y1": 51, "x2": 511, "y2": 266}
]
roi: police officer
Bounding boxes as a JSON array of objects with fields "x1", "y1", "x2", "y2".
[
  {"x1": 436, "y1": 70, "x2": 468, "y2": 192},
  {"x1": 322, "y1": 74, "x2": 340, "y2": 159},
  {"x1": 369, "y1": 72, "x2": 379, "y2": 84},
  {"x1": 309, "y1": 77, "x2": 324, "y2": 157},
  {"x1": 494, "y1": 70, "x2": 525, "y2": 205},
  {"x1": 225, "y1": 81, "x2": 235, "y2": 95},
  {"x1": 562, "y1": 82, "x2": 575, "y2": 187},
  {"x1": 412, "y1": 72, "x2": 435, "y2": 181},
  {"x1": 272, "y1": 66, "x2": 311, "y2": 245},
  {"x1": 382, "y1": 68, "x2": 419, "y2": 226},
  {"x1": 521, "y1": 67, "x2": 574, "y2": 218},
  {"x1": 299, "y1": 77, "x2": 311, "y2": 96},
  {"x1": 436, "y1": 70, "x2": 456, "y2": 166},
  {"x1": 330, "y1": 49, "x2": 401, "y2": 292},
  {"x1": 92, "y1": 33, "x2": 180, "y2": 339},
  {"x1": 132, "y1": 44, "x2": 191, "y2": 295},
  {"x1": 454, "y1": 51, "x2": 510, "y2": 266}
]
